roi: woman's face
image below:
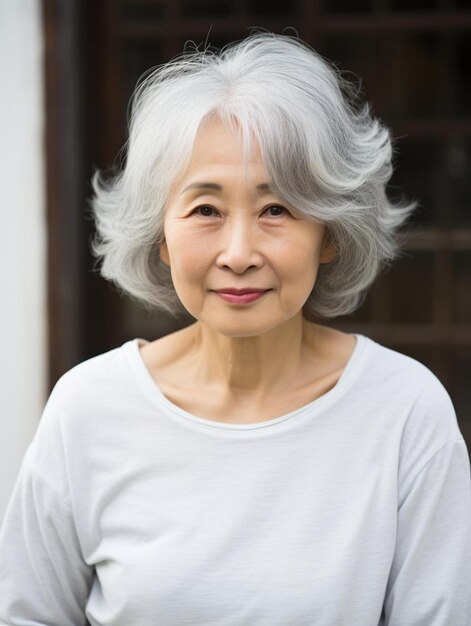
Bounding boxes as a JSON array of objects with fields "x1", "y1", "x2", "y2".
[{"x1": 160, "y1": 117, "x2": 335, "y2": 337}]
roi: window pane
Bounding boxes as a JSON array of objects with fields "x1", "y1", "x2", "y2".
[
  {"x1": 123, "y1": 40, "x2": 165, "y2": 100},
  {"x1": 389, "y1": 138, "x2": 438, "y2": 227},
  {"x1": 182, "y1": 0, "x2": 232, "y2": 18},
  {"x1": 446, "y1": 137, "x2": 471, "y2": 226},
  {"x1": 391, "y1": 251, "x2": 435, "y2": 323},
  {"x1": 120, "y1": 2, "x2": 165, "y2": 21},
  {"x1": 391, "y1": 0, "x2": 439, "y2": 10},
  {"x1": 379, "y1": 34, "x2": 439, "y2": 119},
  {"x1": 321, "y1": 33, "x2": 440, "y2": 119},
  {"x1": 324, "y1": 0, "x2": 371, "y2": 12},
  {"x1": 250, "y1": 0, "x2": 296, "y2": 16},
  {"x1": 453, "y1": 252, "x2": 471, "y2": 325},
  {"x1": 455, "y1": 33, "x2": 471, "y2": 117}
]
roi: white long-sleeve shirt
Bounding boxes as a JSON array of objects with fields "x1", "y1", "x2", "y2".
[{"x1": 0, "y1": 333, "x2": 470, "y2": 625}]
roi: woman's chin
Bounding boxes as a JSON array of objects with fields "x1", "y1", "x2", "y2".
[{"x1": 193, "y1": 310, "x2": 301, "y2": 338}]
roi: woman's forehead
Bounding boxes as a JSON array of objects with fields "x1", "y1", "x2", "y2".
[
  {"x1": 170, "y1": 120, "x2": 269, "y2": 194},
  {"x1": 190, "y1": 116, "x2": 262, "y2": 163}
]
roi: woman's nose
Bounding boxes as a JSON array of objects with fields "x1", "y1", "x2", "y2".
[{"x1": 215, "y1": 220, "x2": 263, "y2": 273}]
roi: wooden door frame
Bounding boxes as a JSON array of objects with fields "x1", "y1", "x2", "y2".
[{"x1": 43, "y1": 0, "x2": 86, "y2": 389}]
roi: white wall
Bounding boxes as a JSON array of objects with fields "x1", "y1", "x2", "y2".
[{"x1": 0, "y1": 0, "x2": 47, "y2": 522}]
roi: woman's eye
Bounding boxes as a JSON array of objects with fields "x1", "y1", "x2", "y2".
[
  {"x1": 191, "y1": 205, "x2": 288, "y2": 218},
  {"x1": 263, "y1": 205, "x2": 288, "y2": 217},
  {"x1": 193, "y1": 205, "x2": 218, "y2": 217}
]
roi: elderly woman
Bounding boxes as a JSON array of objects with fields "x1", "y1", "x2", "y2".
[{"x1": 0, "y1": 32, "x2": 470, "y2": 626}]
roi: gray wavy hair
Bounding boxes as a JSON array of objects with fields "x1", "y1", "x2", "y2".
[{"x1": 89, "y1": 31, "x2": 418, "y2": 320}]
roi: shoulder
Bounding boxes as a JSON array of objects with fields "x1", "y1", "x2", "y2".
[
  {"x1": 369, "y1": 337, "x2": 456, "y2": 420},
  {"x1": 51, "y1": 341, "x2": 134, "y2": 405},
  {"x1": 359, "y1": 337, "x2": 467, "y2": 494},
  {"x1": 32, "y1": 340, "x2": 138, "y2": 444},
  {"x1": 365, "y1": 337, "x2": 464, "y2": 463},
  {"x1": 61, "y1": 342, "x2": 128, "y2": 383},
  {"x1": 23, "y1": 341, "x2": 138, "y2": 494}
]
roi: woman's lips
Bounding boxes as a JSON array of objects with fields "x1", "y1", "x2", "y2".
[{"x1": 215, "y1": 290, "x2": 269, "y2": 304}]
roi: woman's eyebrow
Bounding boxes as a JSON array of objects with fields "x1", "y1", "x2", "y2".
[{"x1": 180, "y1": 181, "x2": 273, "y2": 196}]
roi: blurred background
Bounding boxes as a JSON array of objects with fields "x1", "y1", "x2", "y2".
[{"x1": 1, "y1": 0, "x2": 470, "y2": 519}]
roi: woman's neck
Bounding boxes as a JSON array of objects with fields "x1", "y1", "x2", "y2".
[{"x1": 185, "y1": 315, "x2": 322, "y2": 399}]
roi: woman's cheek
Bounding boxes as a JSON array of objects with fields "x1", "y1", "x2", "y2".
[{"x1": 169, "y1": 231, "x2": 210, "y2": 281}]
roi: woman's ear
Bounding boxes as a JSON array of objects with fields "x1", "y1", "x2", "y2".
[
  {"x1": 319, "y1": 228, "x2": 337, "y2": 264},
  {"x1": 319, "y1": 245, "x2": 337, "y2": 264},
  {"x1": 159, "y1": 238, "x2": 170, "y2": 266}
]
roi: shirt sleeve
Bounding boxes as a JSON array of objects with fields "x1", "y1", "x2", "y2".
[
  {"x1": 382, "y1": 438, "x2": 471, "y2": 626},
  {"x1": 0, "y1": 458, "x2": 93, "y2": 626}
]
